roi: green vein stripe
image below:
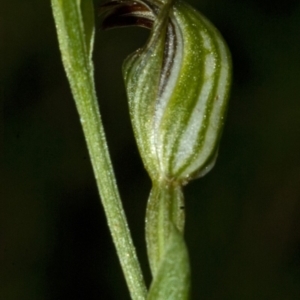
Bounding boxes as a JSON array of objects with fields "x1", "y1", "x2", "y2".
[
  {"x1": 172, "y1": 2, "x2": 224, "y2": 177},
  {"x1": 158, "y1": 2, "x2": 205, "y2": 176},
  {"x1": 162, "y1": 1, "x2": 231, "y2": 180},
  {"x1": 171, "y1": 3, "x2": 221, "y2": 177},
  {"x1": 153, "y1": 18, "x2": 184, "y2": 175},
  {"x1": 186, "y1": 20, "x2": 231, "y2": 178},
  {"x1": 123, "y1": 1, "x2": 172, "y2": 178}
]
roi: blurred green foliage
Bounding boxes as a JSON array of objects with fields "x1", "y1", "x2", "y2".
[{"x1": 1, "y1": 0, "x2": 300, "y2": 299}]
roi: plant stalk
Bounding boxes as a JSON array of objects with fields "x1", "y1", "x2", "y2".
[{"x1": 51, "y1": 1, "x2": 147, "y2": 299}]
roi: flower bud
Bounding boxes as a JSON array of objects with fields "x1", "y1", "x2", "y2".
[{"x1": 101, "y1": 0, "x2": 231, "y2": 184}]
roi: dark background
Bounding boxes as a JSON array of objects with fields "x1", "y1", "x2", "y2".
[{"x1": 1, "y1": 0, "x2": 300, "y2": 299}]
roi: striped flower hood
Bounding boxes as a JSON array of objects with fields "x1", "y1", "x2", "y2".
[{"x1": 101, "y1": 0, "x2": 232, "y2": 184}]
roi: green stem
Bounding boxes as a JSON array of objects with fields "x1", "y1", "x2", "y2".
[
  {"x1": 146, "y1": 181, "x2": 185, "y2": 276},
  {"x1": 145, "y1": 181, "x2": 190, "y2": 300},
  {"x1": 51, "y1": 1, "x2": 147, "y2": 299},
  {"x1": 80, "y1": 82, "x2": 147, "y2": 300}
]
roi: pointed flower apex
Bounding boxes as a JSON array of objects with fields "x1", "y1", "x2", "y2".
[{"x1": 101, "y1": 0, "x2": 232, "y2": 184}]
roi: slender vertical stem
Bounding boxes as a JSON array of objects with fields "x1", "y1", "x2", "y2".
[
  {"x1": 79, "y1": 76, "x2": 147, "y2": 300},
  {"x1": 51, "y1": 1, "x2": 147, "y2": 299}
]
